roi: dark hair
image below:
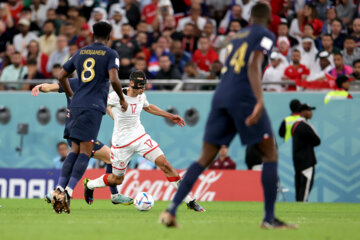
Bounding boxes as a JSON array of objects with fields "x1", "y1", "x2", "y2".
[
  {"x1": 64, "y1": 21, "x2": 73, "y2": 26},
  {"x1": 336, "y1": 75, "x2": 349, "y2": 88},
  {"x1": 230, "y1": 19, "x2": 242, "y2": 26},
  {"x1": 304, "y1": 23, "x2": 314, "y2": 30},
  {"x1": 21, "y1": 6, "x2": 31, "y2": 12},
  {"x1": 93, "y1": 21, "x2": 112, "y2": 40},
  {"x1": 44, "y1": 19, "x2": 55, "y2": 27},
  {"x1": 292, "y1": 49, "x2": 301, "y2": 53},
  {"x1": 331, "y1": 17, "x2": 342, "y2": 26},
  {"x1": 353, "y1": 59, "x2": 360, "y2": 66},
  {"x1": 68, "y1": 7, "x2": 78, "y2": 12},
  {"x1": 57, "y1": 141, "x2": 68, "y2": 148},
  {"x1": 250, "y1": 3, "x2": 271, "y2": 19},
  {"x1": 26, "y1": 58, "x2": 37, "y2": 66},
  {"x1": 322, "y1": 34, "x2": 333, "y2": 40},
  {"x1": 159, "y1": 54, "x2": 170, "y2": 60},
  {"x1": 13, "y1": 51, "x2": 21, "y2": 55},
  {"x1": 52, "y1": 63, "x2": 62, "y2": 69},
  {"x1": 129, "y1": 70, "x2": 146, "y2": 80},
  {"x1": 334, "y1": 52, "x2": 343, "y2": 58},
  {"x1": 185, "y1": 60, "x2": 196, "y2": 68},
  {"x1": 305, "y1": 3, "x2": 318, "y2": 19},
  {"x1": 278, "y1": 22, "x2": 288, "y2": 27},
  {"x1": 290, "y1": 99, "x2": 301, "y2": 113},
  {"x1": 184, "y1": 22, "x2": 195, "y2": 28},
  {"x1": 121, "y1": 23, "x2": 131, "y2": 28},
  {"x1": 345, "y1": 36, "x2": 355, "y2": 42}
]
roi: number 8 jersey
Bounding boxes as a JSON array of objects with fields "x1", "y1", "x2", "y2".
[
  {"x1": 62, "y1": 43, "x2": 120, "y2": 114},
  {"x1": 107, "y1": 88, "x2": 150, "y2": 147},
  {"x1": 212, "y1": 24, "x2": 275, "y2": 108}
]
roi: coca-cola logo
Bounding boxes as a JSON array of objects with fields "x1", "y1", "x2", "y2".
[{"x1": 117, "y1": 170, "x2": 223, "y2": 201}]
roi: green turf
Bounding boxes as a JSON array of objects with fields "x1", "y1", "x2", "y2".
[{"x1": 0, "y1": 199, "x2": 359, "y2": 240}]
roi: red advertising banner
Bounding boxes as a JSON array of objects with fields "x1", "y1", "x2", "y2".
[{"x1": 72, "y1": 169, "x2": 264, "y2": 202}]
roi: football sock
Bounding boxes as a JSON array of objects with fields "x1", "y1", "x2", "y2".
[
  {"x1": 106, "y1": 164, "x2": 118, "y2": 194},
  {"x1": 87, "y1": 174, "x2": 108, "y2": 190},
  {"x1": 67, "y1": 153, "x2": 90, "y2": 191},
  {"x1": 167, "y1": 162, "x2": 204, "y2": 216},
  {"x1": 65, "y1": 186, "x2": 73, "y2": 197},
  {"x1": 168, "y1": 177, "x2": 194, "y2": 204},
  {"x1": 262, "y1": 162, "x2": 278, "y2": 223},
  {"x1": 57, "y1": 152, "x2": 78, "y2": 189}
]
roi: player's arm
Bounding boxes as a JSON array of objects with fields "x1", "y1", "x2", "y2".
[
  {"x1": 143, "y1": 104, "x2": 185, "y2": 127},
  {"x1": 106, "y1": 106, "x2": 114, "y2": 120},
  {"x1": 31, "y1": 83, "x2": 60, "y2": 96},
  {"x1": 245, "y1": 50, "x2": 265, "y2": 126},
  {"x1": 109, "y1": 68, "x2": 128, "y2": 112},
  {"x1": 58, "y1": 69, "x2": 74, "y2": 99}
]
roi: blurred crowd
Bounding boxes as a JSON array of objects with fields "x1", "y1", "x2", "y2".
[{"x1": 0, "y1": 0, "x2": 360, "y2": 91}]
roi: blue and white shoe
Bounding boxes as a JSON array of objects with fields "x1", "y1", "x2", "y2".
[{"x1": 111, "y1": 193, "x2": 134, "y2": 205}]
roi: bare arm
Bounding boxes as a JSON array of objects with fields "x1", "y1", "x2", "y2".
[
  {"x1": 143, "y1": 104, "x2": 185, "y2": 127},
  {"x1": 106, "y1": 106, "x2": 114, "y2": 120},
  {"x1": 245, "y1": 50, "x2": 265, "y2": 126},
  {"x1": 109, "y1": 68, "x2": 128, "y2": 111},
  {"x1": 58, "y1": 69, "x2": 73, "y2": 98},
  {"x1": 31, "y1": 83, "x2": 60, "y2": 96}
]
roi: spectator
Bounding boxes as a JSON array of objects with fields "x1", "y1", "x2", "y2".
[
  {"x1": 155, "y1": 54, "x2": 181, "y2": 80},
  {"x1": 237, "y1": 0, "x2": 256, "y2": 22},
  {"x1": 350, "y1": 59, "x2": 360, "y2": 90},
  {"x1": 303, "y1": 23, "x2": 321, "y2": 49},
  {"x1": 46, "y1": 8, "x2": 62, "y2": 35},
  {"x1": 298, "y1": 37, "x2": 318, "y2": 70},
  {"x1": 308, "y1": 51, "x2": 333, "y2": 81},
  {"x1": 336, "y1": 0, "x2": 356, "y2": 26},
  {"x1": 0, "y1": 51, "x2": 27, "y2": 90},
  {"x1": 276, "y1": 36, "x2": 291, "y2": 62},
  {"x1": 133, "y1": 57, "x2": 154, "y2": 80},
  {"x1": 46, "y1": 35, "x2": 69, "y2": 73},
  {"x1": 171, "y1": 40, "x2": 191, "y2": 74},
  {"x1": 177, "y1": 3, "x2": 207, "y2": 35},
  {"x1": 351, "y1": 18, "x2": 360, "y2": 47},
  {"x1": 148, "y1": 36, "x2": 174, "y2": 76},
  {"x1": 324, "y1": 75, "x2": 353, "y2": 104},
  {"x1": 0, "y1": 3, "x2": 15, "y2": 29},
  {"x1": 151, "y1": 0, "x2": 174, "y2": 32},
  {"x1": 321, "y1": 6, "x2": 338, "y2": 34},
  {"x1": 278, "y1": 99, "x2": 302, "y2": 142},
  {"x1": 22, "y1": 58, "x2": 45, "y2": 91},
  {"x1": 209, "y1": 145, "x2": 236, "y2": 170},
  {"x1": 0, "y1": 44, "x2": 15, "y2": 72},
  {"x1": 181, "y1": 23, "x2": 198, "y2": 54},
  {"x1": 328, "y1": 53, "x2": 353, "y2": 78},
  {"x1": 8, "y1": 0, "x2": 23, "y2": 23},
  {"x1": 88, "y1": 7, "x2": 107, "y2": 31},
  {"x1": 330, "y1": 18, "x2": 347, "y2": 49},
  {"x1": 13, "y1": 18, "x2": 38, "y2": 57},
  {"x1": 263, "y1": 52, "x2": 287, "y2": 92},
  {"x1": 123, "y1": 0, "x2": 141, "y2": 29},
  {"x1": 218, "y1": 31, "x2": 236, "y2": 64},
  {"x1": 30, "y1": 0, "x2": 47, "y2": 27},
  {"x1": 291, "y1": 103, "x2": 320, "y2": 202},
  {"x1": 278, "y1": 22, "x2": 298, "y2": 47},
  {"x1": 315, "y1": 0, "x2": 331, "y2": 21},
  {"x1": 111, "y1": 23, "x2": 141, "y2": 79},
  {"x1": 202, "y1": 21, "x2": 219, "y2": 50},
  {"x1": 135, "y1": 32, "x2": 151, "y2": 62},
  {"x1": 67, "y1": 7, "x2": 86, "y2": 35},
  {"x1": 38, "y1": 20, "x2": 57, "y2": 56},
  {"x1": 20, "y1": 6, "x2": 40, "y2": 35},
  {"x1": 50, "y1": 63, "x2": 61, "y2": 79},
  {"x1": 110, "y1": 7, "x2": 128, "y2": 40},
  {"x1": 26, "y1": 40, "x2": 49, "y2": 78},
  {"x1": 228, "y1": 19, "x2": 242, "y2": 33},
  {"x1": 162, "y1": 15, "x2": 182, "y2": 41},
  {"x1": 61, "y1": 21, "x2": 78, "y2": 45},
  {"x1": 219, "y1": 4, "x2": 248, "y2": 34},
  {"x1": 192, "y1": 36, "x2": 218, "y2": 73},
  {"x1": 75, "y1": 23, "x2": 92, "y2": 49},
  {"x1": 316, "y1": 34, "x2": 340, "y2": 64},
  {"x1": 183, "y1": 60, "x2": 208, "y2": 81},
  {"x1": 52, "y1": 141, "x2": 69, "y2": 169},
  {"x1": 207, "y1": 60, "x2": 223, "y2": 80},
  {"x1": 0, "y1": 21, "x2": 12, "y2": 54},
  {"x1": 141, "y1": 0, "x2": 159, "y2": 25},
  {"x1": 342, "y1": 36, "x2": 360, "y2": 67},
  {"x1": 283, "y1": 49, "x2": 310, "y2": 91}
]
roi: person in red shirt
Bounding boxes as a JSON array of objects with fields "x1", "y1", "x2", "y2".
[
  {"x1": 283, "y1": 49, "x2": 310, "y2": 91},
  {"x1": 270, "y1": 0, "x2": 288, "y2": 17},
  {"x1": 8, "y1": 0, "x2": 23, "y2": 23},
  {"x1": 192, "y1": 35, "x2": 218, "y2": 72},
  {"x1": 209, "y1": 145, "x2": 236, "y2": 170},
  {"x1": 141, "y1": 0, "x2": 159, "y2": 25},
  {"x1": 75, "y1": 23, "x2": 92, "y2": 49},
  {"x1": 299, "y1": 3, "x2": 323, "y2": 37}
]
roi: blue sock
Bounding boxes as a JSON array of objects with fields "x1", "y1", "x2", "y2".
[
  {"x1": 57, "y1": 152, "x2": 78, "y2": 189},
  {"x1": 67, "y1": 153, "x2": 90, "y2": 190},
  {"x1": 262, "y1": 162, "x2": 278, "y2": 222},
  {"x1": 167, "y1": 162, "x2": 204, "y2": 216},
  {"x1": 106, "y1": 164, "x2": 118, "y2": 194}
]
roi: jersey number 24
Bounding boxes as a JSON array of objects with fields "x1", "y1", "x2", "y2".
[{"x1": 222, "y1": 42, "x2": 248, "y2": 74}]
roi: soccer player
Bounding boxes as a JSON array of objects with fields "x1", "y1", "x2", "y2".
[
  {"x1": 159, "y1": 3, "x2": 297, "y2": 229},
  {"x1": 83, "y1": 70, "x2": 205, "y2": 212},
  {"x1": 31, "y1": 81, "x2": 132, "y2": 208},
  {"x1": 53, "y1": 21, "x2": 128, "y2": 213}
]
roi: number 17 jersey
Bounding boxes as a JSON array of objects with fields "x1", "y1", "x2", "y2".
[
  {"x1": 62, "y1": 43, "x2": 120, "y2": 114},
  {"x1": 212, "y1": 24, "x2": 275, "y2": 108}
]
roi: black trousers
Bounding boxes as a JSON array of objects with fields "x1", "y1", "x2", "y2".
[{"x1": 295, "y1": 166, "x2": 315, "y2": 202}]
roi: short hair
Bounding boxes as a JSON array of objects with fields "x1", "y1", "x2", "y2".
[
  {"x1": 250, "y1": 3, "x2": 271, "y2": 19},
  {"x1": 230, "y1": 19, "x2": 242, "y2": 26},
  {"x1": 331, "y1": 17, "x2": 342, "y2": 26},
  {"x1": 292, "y1": 49, "x2": 301, "y2": 54},
  {"x1": 336, "y1": 75, "x2": 349, "y2": 88},
  {"x1": 159, "y1": 54, "x2": 170, "y2": 60},
  {"x1": 184, "y1": 22, "x2": 195, "y2": 28},
  {"x1": 185, "y1": 60, "x2": 196, "y2": 68},
  {"x1": 64, "y1": 21, "x2": 73, "y2": 27},
  {"x1": 322, "y1": 34, "x2": 333, "y2": 40},
  {"x1": 44, "y1": 20, "x2": 55, "y2": 27},
  {"x1": 121, "y1": 23, "x2": 131, "y2": 28},
  {"x1": 304, "y1": 23, "x2": 314, "y2": 30},
  {"x1": 345, "y1": 36, "x2": 355, "y2": 42},
  {"x1": 93, "y1": 21, "x2": 112, "y2": 40},
  {"x1": 68, "y1": 7, "x2": 78, "y2": 12},
  {"x1": 334, "y1": 52, "x2": 343, "y2": 58},
  {"x1": 278, "y1": 22, "x2": 288, "y2": 27},
  {"x1": 129, "y1": 70, "x2": 146, "y2": 80},
  {"x1": 21, "y1": 6, "x2": 31, "y2": 12},
  {"x1": 135, "y1": 56, "x2": 146, "y2": 62},
  {"x1": 52, "y1": 63, "x2": 61, "y2": 69},
  {"x1": 290, "y1": 99, "x2": 301, "y2": 113},
  {"x1": 26, "y1": 58, "x2": 37, "y2": 66},
  {"x1": 353, "y1": 59, "x2": 360, "y2": 66},
  {"x1": 13, "y1": 51, "x2": 21, "y2": 55},
  {"x1": 57, "y1": 141, "x2": 68, "y2": 148}
]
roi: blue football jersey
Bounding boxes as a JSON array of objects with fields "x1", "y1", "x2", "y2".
[
  {"x1": 212, "y1": 24, "x2": 275, "y2": 108},
  {"x1": 58, "y1": 78, "x2": 80, "y2": 107},
  {"x1": 62, "y1": 43, "x2": 120, "y2": 113}
]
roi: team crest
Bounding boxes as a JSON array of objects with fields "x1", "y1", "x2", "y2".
[{"x1": 120, "y1": 161, "x2": 126, "y2": 168}]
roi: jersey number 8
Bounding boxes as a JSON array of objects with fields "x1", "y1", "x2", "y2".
[
  {"x1": 81, "y1": 57, "x2": 96, "y2": 82},
  {"x1": 229, "y1": 42, "x2": 248, "y2": 74}
]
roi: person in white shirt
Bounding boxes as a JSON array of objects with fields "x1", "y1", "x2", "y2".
[
  {"x1": 176, "y1": 3, "x2": 207, "y2": 33},
  {"x1": 308, "y1": 51, "x2": 333, "y2": 81},
  {"x1": 30, "y1": 0, "x2": 48, "y2": 27},
  {"x1": 13, "y1": 18, "x2": 38, "y2": 57},
  {"x1": 263, "y1": 52, "x2": 288, "y2": 92},
  {"x1": 83, "y1": 71, "x2": 205, "y2": 212},
  {"x1": 298, "y1": 37, "x2": 318, "y2": 70},
  {"x1": 110, "y1": 7, "x2": 128, "y2": 40}
]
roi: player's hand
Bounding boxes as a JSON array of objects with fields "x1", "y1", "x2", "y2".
[
  {"x1": 31, "y1": 84, "x2": 42, "y2": 96},
  {"x1": 120, "y1": 99, "x2": 128, "y2": 112},
  {"x1": 245, "y1": 101, "x2": 264, "y2": 127},
  {"x1": 168, "y1": 115, "x2": 185, "y2": 127}
]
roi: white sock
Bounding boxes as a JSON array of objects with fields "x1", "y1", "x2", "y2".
[
  {"x1": 56, "y1": 186, "x2": 64, "y2": 192},
  {"x1": 170, "y1": 180, "x2": 194, "y2": 204},
  {"x1": 65, "y1": 187, "x2": 73, "y2": 197},
  {"x1": 87, "y1": 175, "x2": 107, "y2": 190}
]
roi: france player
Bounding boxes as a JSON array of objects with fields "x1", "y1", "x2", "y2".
[
  {"x1": 54, "y1": 21, "x2": 128, "y2": 213},
  {"x1": 159, "y1": 3, "x2": 297, "y2": 229},
  {"x1": 31, "y1": 81, "x2": 132, "y2": 208}
]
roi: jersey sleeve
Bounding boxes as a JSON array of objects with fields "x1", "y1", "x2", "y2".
[
  {"x1": 254, "y1": 32, "x2": 275, "y2": 57},
  {"x1": 107, "y1": 49, "x2": 120, "y2": 71},
  {"x1": 57, "y1": 83, "x2": 63, "y2": 93},
  {"x1": 62, "y1": 51, "x2": 78, "y2": 73},
  {"x1": 107, "y1": 91, "x2": 119, "y2": 107},
  {"x1": 143, "y1": 94, "x2": 150, "y2": 107}
]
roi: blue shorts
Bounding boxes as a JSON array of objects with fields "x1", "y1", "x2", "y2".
[
  {"x1": 203, "y1": 104, "x2": 273, "y2": 146},
  {"x1": 68, "y1": 107, "x2": 103, "y2": 143}
]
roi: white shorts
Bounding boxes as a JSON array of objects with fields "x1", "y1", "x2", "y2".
[{"x1": 111, "y1": 133, "x2": 164, "y2": 176}]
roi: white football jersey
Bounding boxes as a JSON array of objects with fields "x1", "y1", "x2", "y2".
[{"x1": 108, "y1": 88, "x2": 150, "y2": 146}]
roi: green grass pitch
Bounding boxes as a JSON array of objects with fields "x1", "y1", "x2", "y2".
[{"x1": 0, "y1": 199, "x2": 359, "y2": 240}]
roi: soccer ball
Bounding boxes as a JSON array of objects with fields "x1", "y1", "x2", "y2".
[{"x1": 134, "y1": 192, "x2": 154, "y2": 211}]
